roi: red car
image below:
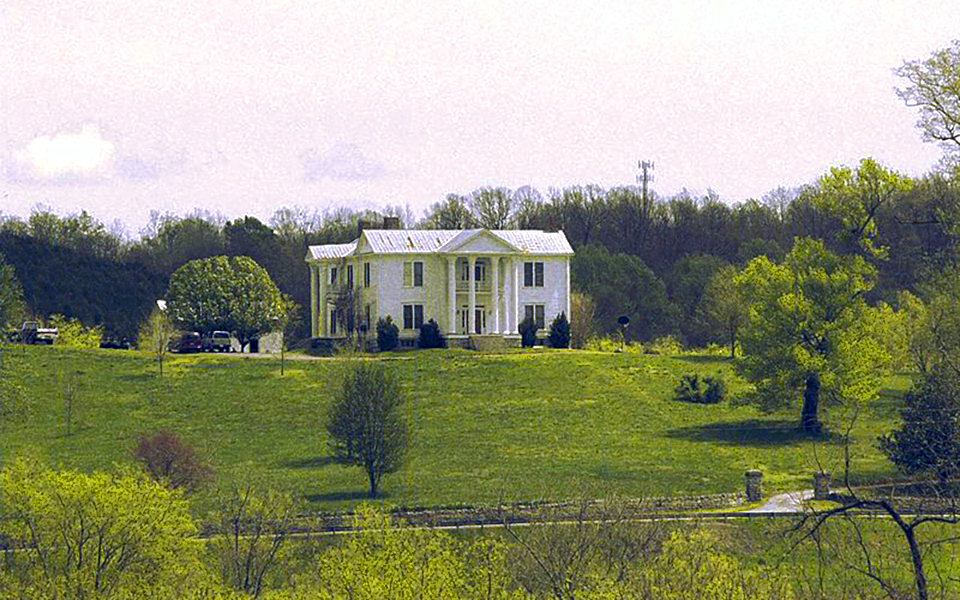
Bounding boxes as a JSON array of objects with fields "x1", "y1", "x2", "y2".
[{"x1": 168, "y1": 332, "x2": 202, "y2": 353}]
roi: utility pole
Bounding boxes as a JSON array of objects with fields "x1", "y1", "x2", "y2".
[
  {"x1": 637, "y1": 160, "x2": 655, "y2": 203},
  {"x1": 636, "y1": 160, "x2": 655, "y2": 253}
]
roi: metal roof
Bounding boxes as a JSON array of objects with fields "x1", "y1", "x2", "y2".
[
  {"x1": 306, "y1": 241, "x2": 357, "y2": 260},
  {"x1": 305, "y1": 229, "x2": 573, "y2": 261}
]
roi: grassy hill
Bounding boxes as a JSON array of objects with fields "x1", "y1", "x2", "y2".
[{"x1": 1, "y1": 345, "x2": 909, "y2": 510}]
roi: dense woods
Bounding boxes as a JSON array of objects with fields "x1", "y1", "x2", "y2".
[{"x1": 2, "y1": 160, "x2": 959, "y2": 345}]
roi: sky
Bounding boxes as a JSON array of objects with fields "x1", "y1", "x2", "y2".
[{"x1": 1, "y1": 0, "x2": 957, "y2": 238}]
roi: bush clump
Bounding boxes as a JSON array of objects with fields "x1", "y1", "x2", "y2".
[
  {"x1": 879, "y1": 368, "x2": 960, "y2": 487},
  {"x1": 674, "y1": 373, "x2": 726, "y2": 404},
  {"x1": 417, "y1": 319, "x2": 446, "y2": 349},
  {"x1": 376, "y1": 316, "x2": 399, "y2": 352},
  {"x1": 519, "y1": 316, "x2": 538, "y2": 348},
  {"x1": 548, "y1": 312, "x2": 570, "y2": 349}
]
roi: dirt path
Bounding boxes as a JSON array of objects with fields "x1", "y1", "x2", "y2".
[{"x1": 746, "y1": 490, "x2": 813, "y2": 514}]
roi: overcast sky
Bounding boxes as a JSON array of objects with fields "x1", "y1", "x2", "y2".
[{"x1": 1, "y1": 0, "x2": 957, "y2": 237}]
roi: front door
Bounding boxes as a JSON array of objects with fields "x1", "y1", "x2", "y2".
[{"x1": 459, "y1": 305, "x2": 486, "y2": 334}]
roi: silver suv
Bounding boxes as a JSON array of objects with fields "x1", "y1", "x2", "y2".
[{"x1": 203, "y1": 331, "x2": 232, "y2": 352}]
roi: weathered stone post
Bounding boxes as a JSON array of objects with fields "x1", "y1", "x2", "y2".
[
  {"x1": 814, "y1": 472, "x2": 831, "y2": 501},
  {"x1": 745, "y1": 469, "x2": 763, "y2": 502}
]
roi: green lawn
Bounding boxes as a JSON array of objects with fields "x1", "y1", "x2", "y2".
[{"x1": 1, "y1": 345, "x2": 909, "y2": 511}]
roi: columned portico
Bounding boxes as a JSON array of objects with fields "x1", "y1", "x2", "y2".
[
  {"x1": 511, "y1": 258, "x2": 520, "y2": 334},
  {"x1": 310, "y1": 265, "x2": 318, "y2": 337},
  {"x1": 318, "y1": 263, "x2": 327, "y2": 337},
  {"x1": 468, "y1": 256, "x2": 476, "y2": 334},
  {"x1": 447, "y1": 257, "x2": 457, "y2": 334},
  {"x1": 492, "y1": 256, "x2": 500, "y2": 333}
]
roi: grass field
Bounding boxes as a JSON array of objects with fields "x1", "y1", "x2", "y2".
[{"x1": 1, "y1": 345, "x2": 911, "y2": 511}]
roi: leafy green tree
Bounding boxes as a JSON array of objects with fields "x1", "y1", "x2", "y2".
[
  {"x1": 571, "y1": 244, "x2": 677, "y2": 342},
  {"x1": 640, "y1": 528, "x2": 792, "y2": 600},
  {"x1": 48, "y1": 313, "x2": 102, "y2": 348},
  {"x1": 327, "y1": 362, "x2": 408, "y2": 497},
  {"x1": 0, "y1": 253, "x2": 25, "y2": 331},
  {"x1": 896, "y1": 40, "x2": 960, "y2": 167},
  {"x1": 548, "y1": 312, "x2": 570, "y2": 349},
  {"x1": 139, "y1": 306, "x2": 177, "y2": 376},
  {"x1": 274, "y1": 294, "x2": 301, "y2": 375},
  {"x1": 665, "y1": 254, "x2": 726, "y2": 345},
  {"x1": 735, "y1": 237, "x2": 888, "y2": 433},
  {"x1": 311, "y1": 504, "x2": 517, "y2": 600},
  {"x1": 0, "y1": 457, "x2": 204, "y2": 599},
  {"x1": 133, "y1": 211, "x2": 226, "y2": 275},
  {"x1": 166, "y1": 256, "x2": 282, "y2": 351},
  {"x1": 879, "y1": 368, "x2": 960, "y2": 487},
  {"x1": 805, "y1": 158, "x2": 913, "y2": 256},
  {"x1": 700, "y1": 265, "x2": 748, "y2": 358}
]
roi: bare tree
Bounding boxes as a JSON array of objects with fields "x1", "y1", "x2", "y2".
[
  {"x1": 214, "y1": 482, "x2": 297, "y2": 598},
  {"x1": 469, "y1": 187, "x2": 516, "y2": 229},
  {"x1": 503, "y1": 495, "x2": 661, "y2": 600}
]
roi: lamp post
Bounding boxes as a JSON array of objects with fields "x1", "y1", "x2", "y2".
[{"x1": 617, "y1": 315, "x2": 630, "y2": 352}]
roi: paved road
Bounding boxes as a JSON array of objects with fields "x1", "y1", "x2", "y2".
[{"x1": 746, "y1": 490, "x2": 813, "y2": 514}]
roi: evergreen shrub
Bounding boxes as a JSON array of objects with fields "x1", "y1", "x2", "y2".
[{"x1": 376, "y1": 316, "x2": 399, "y2": 352}]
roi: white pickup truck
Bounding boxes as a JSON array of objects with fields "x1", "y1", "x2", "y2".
[{"x1": 20, "y1": 321, "x2": 58, "y2": 345}]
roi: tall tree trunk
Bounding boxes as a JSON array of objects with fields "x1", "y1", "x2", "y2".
[
  {"x1": 801, "y1": 374, "x2": 822, "y2": 434},
  {"x1": 367, "y1": 466, "x2": 378, "y2": 498}
]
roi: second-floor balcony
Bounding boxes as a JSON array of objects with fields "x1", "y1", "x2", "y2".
[{"x1": 456, "y1": 280, "x2": 492, "y2": 293}]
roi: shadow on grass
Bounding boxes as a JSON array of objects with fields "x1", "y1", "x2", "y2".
[
  {"x1": 280, "y1": 455, "x2": 344, "y2": 468},
  {"x1": 666, "y1": 419, "x2": 842, "y2": 447},
  {"x1": 305, "y1": 490, "x2": 383, "y2": 503},
  {"x1": 674, "y1": 355, "x2": 733, "y2": 364}
]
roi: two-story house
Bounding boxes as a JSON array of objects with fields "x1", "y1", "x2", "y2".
[{"x1": 305, "y1": 228, "x2": 574, "y2": 346}]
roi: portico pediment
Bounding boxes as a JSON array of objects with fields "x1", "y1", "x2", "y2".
[{"x1": 437, "y1": 229, "x2": 520, "y2": 255}]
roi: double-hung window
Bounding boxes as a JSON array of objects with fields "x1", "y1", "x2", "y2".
[
  {"x1": 404, "y1": 261, "x2": 424, "y2": 287},
  {"x1": 524, "y1": 304, "x2": 545, "y2": 330},
  {"x1": 346, "y1": 265, "x2": 354, "y2": 288},
  {"x1": 523, "y1": 262, "x2": 544, "y2": 287},
  {"x1": 330, "y1": 266, "x2": 338, "y2": 286},
  {"x1": 364, "y1": 262, "x2": 371, "y2": 287},
  {"x1": 403, "y1": 304, "x2": 424, "y2": 330}
]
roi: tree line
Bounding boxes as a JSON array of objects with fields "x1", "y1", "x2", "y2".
[{"x1": 1, "y1": 164, "x2": 957, "y2": 344}]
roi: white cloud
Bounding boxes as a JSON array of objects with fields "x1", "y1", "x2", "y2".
[{"x1": 20, "y1": 124, "x2": 115, "y2": 179}]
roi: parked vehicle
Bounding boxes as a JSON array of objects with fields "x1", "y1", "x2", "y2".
[
  {"x1": 20, "y1": 321, "x2": 58, "y2": 345},
  {"x1": 100, "y1": 335, "x2": 134, "y2": 350},
  {"x1": 202, "y1": 331, "x2": 232, "y2": 352},
  {"x1": 168, "y1": 332, "x2": 202, "y2": 353}
]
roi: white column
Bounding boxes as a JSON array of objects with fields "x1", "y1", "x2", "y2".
[
  {"x1": 565, "y1": 256, "x2": 571, "y2": 318},
  {"x1": 310, "y1": 265, "x2": 318, "y2": 337},
  {"x1": 468, "y1": 256, "x2": 476, "y2": 334},
  {"x1": 512, "y1": 259, "x2": 520, "y2": 334},
  {"x1": 318, "y1": 262, "x2": 327, "y2": 337},
  {"x1": 492, "y1": 256, "x2": 500, "y2": 333},
  {"x1": 447, "y1": 257, "x2": 457, "y2": 334}
]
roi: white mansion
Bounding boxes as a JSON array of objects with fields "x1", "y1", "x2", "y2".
[{"x1": 305, "y1": 227, "x2": 574, "y2": 345}]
